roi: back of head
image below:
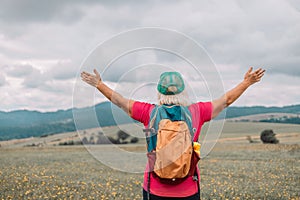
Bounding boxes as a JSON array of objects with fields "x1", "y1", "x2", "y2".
[{"x1": 157, "y1": 72, "x2": 190, "y2": 106}]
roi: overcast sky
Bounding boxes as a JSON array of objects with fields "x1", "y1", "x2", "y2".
[{"x1": 0, "y1": 0, "x2": 299, "y2": 112}]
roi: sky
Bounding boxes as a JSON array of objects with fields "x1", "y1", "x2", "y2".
[{"x1": 0, "y1": 0, "x2": 300, "y2": 112}]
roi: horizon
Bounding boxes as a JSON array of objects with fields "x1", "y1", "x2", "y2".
[{"x1": 1, "y1": 101, "x2": 300, "y2": 113}]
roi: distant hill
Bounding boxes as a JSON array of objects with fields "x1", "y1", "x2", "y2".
[
  {"x1": 226, "y1": 113, "x2": 300, "y2": 124},
  {"x1": 221, "y1": 105, "x2": 300, "y2": 118},
  {"x1": 0, "y1": 103, "x2": 299, "y2": 141},
  {"x1": 0, "y1": 102, "x2": 134, "y2": 141}
]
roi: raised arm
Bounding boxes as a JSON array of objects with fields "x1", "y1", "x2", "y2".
[
  {"x1": 81, "y1": 69, "x2": 134, "y2": 116},
  {"x1": 212, "y1": 67, "x2": 265, "y2": 118}
]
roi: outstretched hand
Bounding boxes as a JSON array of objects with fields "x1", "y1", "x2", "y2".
[
  {"x1": 81, "y1": 69, "x2": 102, "y2": 88},
  {"x1": 244, "y1": 67, "x2": 265, "y2": 86}
]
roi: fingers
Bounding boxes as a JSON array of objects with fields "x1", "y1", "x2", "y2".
[
  {"x1": 80, "y1": 70, "x2": 100, "y2": 78},
  {"x1": 257, "y1": 69, "x2": 265, "y2": 78},
  {"x1": 80, "y1": 70, "x2": 101, "y2": 87},
  {"x1": 254, "y1": 68, "x2": 265, "y2": 74},
  {"x1": 80, "y1": 71, "x2": 93, "y2": 81},
  {"x1": 81, "y1": 70, "x2": 98, "y2": 78},
  {"x1": 244, "y1": 67, "x2": 266, "y2": 84},
  {"x1": 81, "y1": 71, "x2": 92, "y2": 78},
  {"x1": 247, "y1": 66, "x2": 253, "y2": 74},
  {"x1": 254, "y1": 68, "x2": 265, "y2": 77},
  {"x1": 250, "y1": 68, "x2": 265, "y2": 76},
  {"x1": 93, "y1": 69, "x2": 100, "y2": 76},
  {"x1": 252, "y1": 68, "x2": 265, "y2": 82}
]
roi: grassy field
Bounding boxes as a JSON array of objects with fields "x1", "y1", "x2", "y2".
[{"x1": 0, "y1": 122, "x2": 299, "y2": 199}]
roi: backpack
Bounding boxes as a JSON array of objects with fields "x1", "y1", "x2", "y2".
[{"x1": 144, "y1": 105, "x2": 200, "y2": 185}]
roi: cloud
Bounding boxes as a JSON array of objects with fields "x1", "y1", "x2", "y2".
[
  {"x1": 0, "y1": 0, "x2": 147, "y2": 23},
  {"x1": 0, "y1": 0, "x2": 87, "y2": 25},
  {"x1": 0, "y1": 82, "x2": 74, "y2": 111},
  {"x1": 3, "y1": 64, "x2": 47, "y2": 88},
  {"x1": 201, "y1": 0, "x2": 300, "y2": 77},
  {"x1": 41, "y1": 79, "x2": 75, "y2": 95},
  {"x1": 0, "y1": 73, "x2": 7, "y2": 86},
  {"x1": 22, "y1": 67, "x2": 45, "y2": 88},
  {"x1": 0, "y1": 0, "x2": 300, "y2": 111},
  {"x1": 234, "y1": 73, "x2": 300, "y2": 106},
  {"x1": 136, "y1": 0, "x2": 300, "y2": 78},
  {"x1": 4, "y1": 64, "x2": 34, "y2": 77},
  {"x1": 47, "y1": 60, "x2": 78, "y2": 80}
]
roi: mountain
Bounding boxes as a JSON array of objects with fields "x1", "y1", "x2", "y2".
[
  {"x1": 221, "y1": 105, "x2": 300, "y2": 118},
  {"x1": 0, "y1": 102, "x2": 134, "y2": 141},
  {"x1": 0, "y1": 103, "x2": 299, "y2": 141}
]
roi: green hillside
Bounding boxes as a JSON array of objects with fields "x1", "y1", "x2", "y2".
[{"x1": 0, "y1": 103, "x2": 299, "y2": 141}]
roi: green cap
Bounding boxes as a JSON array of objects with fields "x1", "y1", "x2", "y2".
[{"x1": 157, "y1": 72, "x2": 185, "y2": 95}]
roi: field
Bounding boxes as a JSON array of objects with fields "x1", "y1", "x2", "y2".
[{"x1": 0, "y1": 122, "x2": 299, "y2": 199}]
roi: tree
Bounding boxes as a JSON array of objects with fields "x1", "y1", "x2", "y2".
[
  {"x1": 89, "y1": 136, "x2": 96, "y2": 144},
  {"x1": 82, "y1": 137, "x2": 89, "y2": 144},
  {"x1": 260, "y1": 129, "x2": 279, "y2": 144},
  {"x1": 117, "y1": 130, "x2": 130, "y2": 143},
  {"x1": 130, "y1": 137, "x2": 139, "y2": 144},
  {"x1": 96, "y1": 135, "x2": 111, "y2": 144}
]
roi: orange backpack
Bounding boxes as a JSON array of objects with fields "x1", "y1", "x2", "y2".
[{"x1": 144, "y1": 105, "x2": 200, "y2": 185}]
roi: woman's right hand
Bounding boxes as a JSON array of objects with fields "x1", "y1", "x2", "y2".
[
  {"x1": 81, "y1": 69, "x2": 102, "y2": 88},
  {"x1": 243, "y1": 67, "x2": 265, "y2": 86}
]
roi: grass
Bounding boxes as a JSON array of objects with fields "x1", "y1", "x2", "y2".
[
  {"x1": 0, "y1": 122, "x2": 299, "y2": 199},
  {"x1": 200, "y1": 143, "x2": 299, "y2": 199},
  {"x1": 0, "y1": 147, "x2": 143, "y2": 200}
]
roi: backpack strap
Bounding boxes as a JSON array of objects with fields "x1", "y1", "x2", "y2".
[
  {"x1": 147, "y1": 171, "x2": 151, "y2": 200},
  {"x1": 192, "y1": 170, "x2": 201, "y2": 198}
]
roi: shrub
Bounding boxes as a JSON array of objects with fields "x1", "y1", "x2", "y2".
[
  {"x1": 260, "y1": 129, "x2": 279, "y2": 144},
  {"x1": 130, "y1": 137, "x2": 139, "y2": 144}
]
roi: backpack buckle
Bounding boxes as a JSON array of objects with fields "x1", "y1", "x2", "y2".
[
  {"x1": 143, "y1": 128, "x2": 156, "y2": 134},
  {"x1": 192, "y1": 175, "x2": 198, "y2": 181}
]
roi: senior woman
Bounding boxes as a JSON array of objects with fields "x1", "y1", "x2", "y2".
[{"x1": 81, "y1": 67, "x2": 265, "y2": 199}]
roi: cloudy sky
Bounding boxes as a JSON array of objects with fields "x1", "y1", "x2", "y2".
[{"x1": 0, "y1": 0, "x2": 299, "y2": 112}]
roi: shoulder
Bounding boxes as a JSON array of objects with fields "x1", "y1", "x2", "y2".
[
  {"x1": 188, "y1": 101, "x2": 213, "y2": 111},
  {"x1": 132, "y1": 101, "x2": 155, "y2": 112},
  {"x1": 131, "y1": 101, "x2": 156, "y2": 125},
  {"x1": 188, "y1": 101, "x2": 213, "y2": 122}
]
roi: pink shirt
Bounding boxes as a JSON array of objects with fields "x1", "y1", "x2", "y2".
[{"x1": 131, "y1": 101, "x2": 213, "y2": 197}]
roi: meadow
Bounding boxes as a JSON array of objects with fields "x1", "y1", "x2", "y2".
[{"x1": 0, "y1": 122, "x2": 299, "y2": 199}]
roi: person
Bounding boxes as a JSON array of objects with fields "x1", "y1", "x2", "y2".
[{"x1": 81, "y1": 67, "x2": 265, "y2": 199}]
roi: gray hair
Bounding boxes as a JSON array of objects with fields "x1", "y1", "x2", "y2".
[{"x1": 157, "y1": 90, "x2": 191, "y2": 106}]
